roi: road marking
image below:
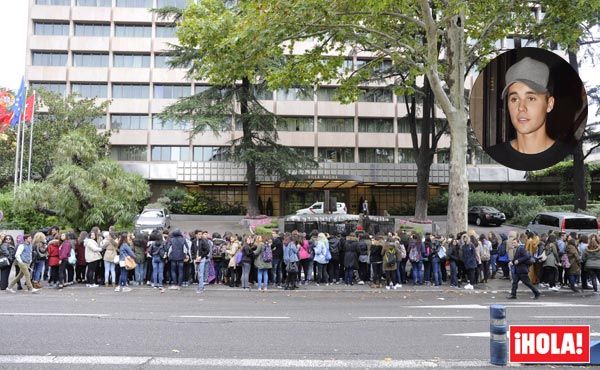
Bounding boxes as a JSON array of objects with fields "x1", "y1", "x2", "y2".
[
  {"x1": 411, "y1": 302, "x2": 597, "y2": 309},
  {"x1": 0, "y1": 313, "x2": 110, "y2": 318},
  {"x1": 0, "y1": 355, "x2": 495, "y2": 368},
  {"x1": 173, "y1": 315, "x2": 290, "y2": 319},
  {"x1": 409, "y1": 305, "x2": 487, "y2": 309},
  {"x1": 445, "y1": 332, "x2": 600, "y2": 338},
  {"x1": 531, "y1": 316, "x2": 600, "y2": 319},
  {"x1": 359, "y1": 316, "x2": 472, "y2": 320}
]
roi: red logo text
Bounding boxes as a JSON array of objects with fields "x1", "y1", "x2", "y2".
[{"x1": 509, "y1": 325, "x2": 590, "y2": 364}]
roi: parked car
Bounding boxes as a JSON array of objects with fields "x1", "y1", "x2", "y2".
[
  {"x1": 134, "y1": 208, "x2": 171, "y2": 234},
  {"x1": 296, "y1": 202, "x2": 347, "y2": 215},
  {"x1": 527, "y1": 212, "x2": 599, "y2": 236},
  {"x1": 467, "y1": 206, "x2": 506, "y2": 226}
]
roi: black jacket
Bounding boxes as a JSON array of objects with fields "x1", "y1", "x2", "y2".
[
  {"x1": 344, "y1": 237, "x2": 359, "y2": 269},
  {"x1": 271, "y1": 237, "x2": 283, "y2": 260}
]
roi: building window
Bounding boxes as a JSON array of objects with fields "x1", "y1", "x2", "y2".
[
  {"x1": 71, "y1": 83, "x2": 107, "y2": 98},
  {"x1": 110, "y1": 145, "x2": 147, "y2": 161},
  {"x1": 358, "y1": 118, "x2": 393, "y2": 133},
  {"x1": 291, "y1": 147, "x2": 314, "y2": 158},
  {"x1": 152, "y1": 116, "x2": 190, "y2": 130},
  {"x1": 398, "y1": 148, "x2": 415, "y2": 163},
  {"x1": 151, "y1": 146, "x2": 191, "y2": 162},
  {"x1": 316, "y1": 87, "x2": 338, "y2": 101},
  {"x1": 397, "y1": 116, "x2": 422, "y2": 134},
  {"x1": 33, "y1": 22, "x2": 69, "y2": 36},
  {"x1": 31, "y1": 52, "x2": 67, "y2": 67},
  {"x1": 115, "y1": 0, "x2": 152, "y2": 7},
  {"x1": 113, "y1": 53, "x2": 150, "y2": 68},
  {"x1": 111, "y1": 114, "x2": 148, "y2": 130},
  {"x1": 156, "y1": 24, "x2": 176, "y2": 38},
  {"x1": 358, "y1": 88, "x2": 393, "y2": 103},
  {"x1": 359, "y1": 148, "x2": 394, "y2": 163},
  {"x1": 156, "y1": 0, "x2": 187, "y2": 8},
  {"x1": 76, "y1": 0, "x2": 111, "y2": 6},
  {"x1": 193, "y1": 146, "x2": 228, "y2": 162},
  {"x1": 195, "y1": 85, "x2": 227, "y2": 99},
  {"x1": 115, "y1": 24, "x2": 152, "y2": 38},
  {"x1": 74, "y1": 23, "x2": 110, "y2": 37},
  {"x1": 72, "y1": 53, "x2": 109, "y2": 67},
  {"x1": 112, "y1": 84, "x2": 149, "y2": 99},
  {"x1": 35, "y1": 0, "x2": 70, "y2": 5},
  {"x1": 153, "y1": 84, "x2": 190, "y2": 99},
  {"x1": 436, "y1": 149, "x2": 449, "y2": 164},
  {"x1": 276, "y1": 88, "x2": 313, "y2": 101},
  {"x1": 318, "y1": 117, "x2": 354, "y2": 132},
  {"x1": 318, "y1": 147, "x2": 354, "y2": 163},
  {"x1": 154, "y1": 54, "x2": 173, "y2": 68},
  {"x1": 30, "y1": 82, "x2": 66, "y2": 95},
  {"x1": 92, "y1": 115, "x2": 107, "y2": 129},
  {"x1": 278, "y1": 116, "x2": 313, "y2": 132}
]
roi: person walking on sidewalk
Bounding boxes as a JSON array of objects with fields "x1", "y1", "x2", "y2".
[
  {"x1": 507, "y1": 233, "x2": 540, "y2": 300},
  {"x1": 6, "y1": 234, "x2": 39, "y2": 294}
]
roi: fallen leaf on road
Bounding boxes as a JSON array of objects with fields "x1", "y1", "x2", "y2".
[
  {"x1": 384, "y1": 357, "x2": 392, "y2": 362},
  {"x1": 172, "y1": 349, "x2": 180, "y2": 353},
  {"x1": 437, "y1": 297, "x2": 445, "y2": 300}
]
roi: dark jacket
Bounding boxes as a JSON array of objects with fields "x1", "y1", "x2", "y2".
[
  {"x1": 150, "y1": 240, "x2": 167, "y2": 259},
  {"x1": 447, "y1": 241, "x2": 460, "y2": 262},
  {"x1": 197, "y1": 238, "x2": 211, "y2": 259},
  {"x1": 344, "y1": 236, "x2": 359, "y2": 269},
  {"x1": 271, "y1": 237, "x2": 284, "y2": 260},
  {"x1": 0, "y1": 243, "x2": 13, "y2": 266},
  {"x1": 242, "y1": 244, "x2": 253, "y2": 264},
  {"x1": 512, "y1": 245, "x2": 531, "y2": 275},
  {"x1": 33, "y1": 241, "x2": 48, "y2": 261},
  {"x1": 59, "y1": 240, "x2": 72, "y2": 261},
  {"x1": 168, "y1": 229, "x2": 187, "y2": 262},
  {"x1": 583, "y1": 246, "x2": 600, "y2": 270},
  {"x1": 211, "y1": 238, "x2": 226, "y2": 261},
  {"x1": 369, "y1": 241, "x2": 383, "y2": 263},
  {"x1": 463, "y1": 242, "x2": 478, "y2": 269}
]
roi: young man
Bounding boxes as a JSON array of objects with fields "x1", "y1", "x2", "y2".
[
  {"x1": 7, "y1": 235, "x2": 39, "y2": 294},
  {"x1": 506, "y1": 234, "x2": 540, "y2": 300},
  {"x1": 487, "y1": 57, "x2": 572, "y2": 170}
]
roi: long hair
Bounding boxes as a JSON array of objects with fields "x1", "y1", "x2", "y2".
[
  {"x1": 118, "y1": 232, "x2": 129, "y2": 247},
  {"x1": 32, "y1": 232, "x2": 46, "y2": 246}
]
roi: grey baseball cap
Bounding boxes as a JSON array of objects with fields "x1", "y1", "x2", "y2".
[{"x1": 501, "y1": 57, "x2": 549, "y2": 99}]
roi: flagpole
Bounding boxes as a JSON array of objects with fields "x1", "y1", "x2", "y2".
[
  {"x1": 18, "y1": 88, "x2": 28, "y2": 185},
  {"x1": 12, "y1": 112, "x2": 23, "y2": 195},
  {"x1": 27, "y1": 91, "x2": 35, "y2": 181}
]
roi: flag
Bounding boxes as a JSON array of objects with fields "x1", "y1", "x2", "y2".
[
  {"x1": 0, "y1": 105, "x2": 12, "y2": 133},
  {"x1": 23, "y1": 93, "x2": 35, "y2": 123},
  {"x1": 10, "y1": 77, "x2": 25, "y2": 127}
]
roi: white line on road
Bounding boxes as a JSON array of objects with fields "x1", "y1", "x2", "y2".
[
  {"x1": 173, "y1": 315, "x2": 290, "y2": 319},
  {"x1": 0, "y1": 313, "x2": 110, "y2": 318},
  {"x1": 0, "y1": 355, "x2": 495, "y2": 368},
  {"x1": 411, "y1": 302, "x2": 597, "y2": 309},
  {"x1": 531, "y1": 316, "x2": 600, "y2": 319},
  {"x1": 445, "y1": 331, "x2": 600, "y2": 338},
  {"x1": 359, "y1": 316, "x2": 472, "y2": 320}
]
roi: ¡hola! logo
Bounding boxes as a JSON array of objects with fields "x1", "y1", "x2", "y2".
[{"x1": 509, "y1": 325, "x2": 590, "y2": 364}]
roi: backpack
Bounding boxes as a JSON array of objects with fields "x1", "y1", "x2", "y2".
[
  {"x1": 325, "y1": 245, "x2": 332, "y2": 262},
  {"x1": 384, "y1": 248, "x2": 397, "y2": 266},
  {"x1": 262, "y1": 244, "x2": 272, "y2": 263},
  {"x1": 437, "y1": 245, "x2": 446, "y2": 259},
  {"x1": 329, "y1": 238, "x2": 340, "y2": 255},
  {"x1": 498, "y1": 242, "x2": 507, "y2": 257},
  {"x1": 561, "y1": 253, "x2": 571, "y2": 269},
  {"x1": 480, "y1": 243, "x2": 491, "y2": 261},
  {"x1": 68, "y1": 247, "x2": 76, "y2": 265},
  {"x1": 409, "y1": 246, "x2": 421, "y2": 262}
]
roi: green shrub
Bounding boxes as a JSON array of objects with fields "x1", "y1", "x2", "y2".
[
  {"x1": 538, "y1": 194, "x2": 575, "y2": 206},
  {"x1": 180, "y1": 191, "x2": 246, "y2": 215},
  {"x1": 162, "y1": 187, "x2": 187, "y2": 213}
]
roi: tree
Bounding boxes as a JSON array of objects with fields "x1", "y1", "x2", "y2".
[{"x1": 155, "y1": 1, "x2": 316, "y2": 217}]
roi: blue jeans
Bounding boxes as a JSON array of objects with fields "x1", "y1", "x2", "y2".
[
  {"x1": 170, "y1": 261, "x2": 184, "y2": 286},
  {"x1": 412, "y1": 261, "x2": 423, "y2": 284},
  {"x1": 395, "y1": 259, "x2": 406, "y2": 284},
  {"x1": 197, "y1": 258, "x2": 207, "y2": 291},
  {"x1": 32, "y1": 260, "x2": 45, "y2": 282},
  {"x1": 449, "y1": 260, "x2": 458, "y2": 286},
  {"x1": 119, "y1": 266, "x2": 128, "y2": 286},
  {"x1": 104, "y1": 261, "x2": 116, "y2": 285},
  {"x1": 152, "y1": 257, "x2": 164, "y2": 287},
  {"x1": 135, "y1": 260, "x2": 146, "y2": 284},
  {"x1": 271, "y1": 259, "x2": 282, "y2": 285},
  {"x1": 345, "y1": 268, "x2": 354, "y2": 284},
  {"x1": 257, "y1": 268, "x2": 269, "y2": 289},
  {"x1": 432, "y1": 260, "x2": 442, "y2": 285},
  {"x1": 490, "y1": 254, "x2": 498, "y2": 274}
]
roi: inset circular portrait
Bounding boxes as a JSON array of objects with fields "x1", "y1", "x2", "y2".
[{"x1": 469, "y1": 47, "x2": 587, "y2": 171}]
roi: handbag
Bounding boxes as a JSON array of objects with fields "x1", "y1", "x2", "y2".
[
  {"x1": 0, "y1": 257, "x2": 10, "y2": 268},
  {"x1": 540, "y1": 250, "x2": 548, "y2": 262},
  {"x1": 235, "y1": 251, "x2": 242, "y2": 264},
  {"x1": 124, "y1": 255, "x2": 137, "y2": 270},
  {"x1": 113, "y1": 255, "x2": 120, "y2": 264},
  {"x1": 68, "y1": 248, "x2": 77, "y2": 265},
  {"x1": 286, "y1": 261, "x2": 299, "y2": 273}
]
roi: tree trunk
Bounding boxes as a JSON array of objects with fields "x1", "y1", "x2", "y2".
[
  {"x1": 573, "y1": 140, "x2": 587, "y2": 211},
  {"x1": 414, "y1": 157, "x2": 432, "y2": 220},
  {"x1": 568, "y1": 50, "x2": 587, "y2": 211},
  {"x1": 446, "y1": 114, "x2": 469, "y2": 234},
  {"x1": 413, "y1": 78, "x2": 434, "y2": 221},
  {"x1": 240, "y1": 77, "x2": 260, "y2": 217}
]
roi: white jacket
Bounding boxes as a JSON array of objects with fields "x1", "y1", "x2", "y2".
[{"x1": 84, "y1": 238, "x2": 102, "y2": 263}]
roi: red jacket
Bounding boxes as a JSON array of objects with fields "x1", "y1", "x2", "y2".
[
  {"x1": 47, "y1": 241, "x2": 60, "y2": 267},
  {"x1": 75, "y1": 241, "x2": 86, "y2": 266},
  {"x1": 59, "y1": 240, "x2": 72, "y2": 261}
]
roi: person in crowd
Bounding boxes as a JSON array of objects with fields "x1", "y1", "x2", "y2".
[
  {"x1": 211, "y1": 233, "x2": 227, "y2": 285},
  {"x1": 271, "y1": 230, "x2": 284, "y2": 288},
  {"x1": 167, "y1": 229, "x2": 187, "y2": 290},
  {"x1": 75, "y1": 233, "x2": 87, "y2": 283},
  {"x1": 447, "y1": 235, "x2": 460, "y2": 287},
  {"x1": 297, "y1": 233, "x2": 312, "y2": 285},
  {"x1": 194, "y1": 230, "x2": 211, "y2": 293},
  {"x1": 556, "y1": 232, "x2": 567, "y2": 286},
  {"x1": 541, "y1": 234, "x2": 560, "y2": 292},
  {"x1": 496, "y1": 233, "x2": 510, "y2": 279},
  {"x1": 408, "y1": 234, "x2": 424, "y2": 285},
  {"x1": 46, "y1": 237, "x2": 60, "y2": 288},
  {"x1": 369, "y1": 235, "x2": 383, "y2": 288},
  {"x1": 313, "y1": 233, "x2": 330, "y2": 286},
  {"x1": 283, "y1": 234, "x2": 300, "y2": 290},
  {"x1": 565, "y1": 239, "x2": 582, "y2": 292},
  {"x1": 31, "y1": 232, "x2": 47, "y2": 289},
  {"x1": 479, "y1": 234, "x2": 491, "y2": 283},
  {"x1": 103, "y1": 232, "x2": 118, "y2": 288},
  {"x1": 252, "y1": 235, "x2": 272, "y2": 292},
  {"x1": 507, "y1": 232, "x2": 540, "y2": 300},
  {"x1": 582, "y1": 235, "x2": 600, "y2": 293},
  {"x1": 422, "y1": 236, "x2": 433, "y2": 285},
  {"x1": 0, "y1": 234, "x2": 16, "y2": 291},
  {"x1": 240, "y1": 235, "x2": 254, "y2": 290},
  {"x1": 6, "y1": 234, "x2": 38, "y2": 293},
  {"x1": 57, "y1": 232, "x2": 72, "y2": 289},
  {"x1": 525, "y1": 232, "x2": 541, "y2": 285},
  {"x1": 148, "y1": 230, "x2": 166, "y2": 290},
  {"x1": 133, "y1": 232, "x2": 147, "y2": 286},
  {"x1": 488, "y1": 232, "x2": 499, "y2": 279},
  {"x1": 462, "y1": 235, "x2": 478, "y2": 290},
  {"x1": 115, "y1": 232, "x2": 135, "y2": 292},
  {"x1": 578, "y1": 234, "x2": 589, "y2": 290},
  {"x1": 226, "y1": 235, "x2": 241, "y2": 287},
  {"x1": 343, "y1": 232, "x2": 359, "y2": 286},
  {"x1": 430, "y1": 237, "x2": 443, "y2": 287},
  {"x1": 394, "y1": 235, "x2": 407, "y2": 285},
  {"x1": 382, "y1": 238, "x2": 401, "y2": 289},
  {"x1": 83, "y1": 231, "x2": 102, "y2": 288},
  {"x1": 357, "y1": 233, "x2": 370, "y2": 285}
]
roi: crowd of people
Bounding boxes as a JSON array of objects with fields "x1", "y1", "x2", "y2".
[{"x1": 1, "y1": 225, "x2": 599, "y2": 297}]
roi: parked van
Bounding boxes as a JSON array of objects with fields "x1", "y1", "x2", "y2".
[{"x1": 527, "y1": 212, "x2": 599, "y2": 236}]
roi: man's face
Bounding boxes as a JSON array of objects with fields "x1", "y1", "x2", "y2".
[
  {"x1": 25, "y1": 236, "x2": 32, "y2": 244},
  {"x1": 507, "y1": 81, "x2": 554, "y2": 137}
]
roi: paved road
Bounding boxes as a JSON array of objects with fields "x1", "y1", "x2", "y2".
[{"x1": 0, "y1": 281, "x2": 598, "y2": 369}]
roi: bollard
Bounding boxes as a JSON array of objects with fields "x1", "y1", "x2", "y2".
[{"x1": 490, "y1": 304, "x2": 507, "y2": 366}]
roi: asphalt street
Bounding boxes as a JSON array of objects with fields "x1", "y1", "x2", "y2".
[{"x1": 0, "y1": 280, "x2": 598, "y2": 369}]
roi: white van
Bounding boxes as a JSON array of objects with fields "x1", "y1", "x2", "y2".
[
  {"x1": 527, "y1": 212, "x2": 599, "y2": 236},
  {"x1": 295, "y1": 202, "x2": 347, "y2": 215}
]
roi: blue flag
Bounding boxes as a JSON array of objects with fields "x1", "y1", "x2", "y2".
[{"x1": 10, "y1": 77, "x2": 25, "y2": 127}]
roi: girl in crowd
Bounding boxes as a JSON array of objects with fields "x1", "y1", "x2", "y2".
[
  {"x1": 227, "y1": 235, "x2": 241, "y2": 287},
  {"x1": 283, "y1": 234, "x2": 299, "y2": 290},
  {"x1": 47, "y1": 237, "x2": 60, "y2": 288},
  {"x1": 241, "y1": 235, "x2": 254, "y2": 290},
  {"x1": 541, "y1": 234, "x2": 560, "y2": 291},
  {"x1": 583, "y1": 235, "x2": 600, "y2": 292},
  {"x1": 314, "y1": 233, "x2": 330, "y2": 286},
  {"x1": 382, "y1": 239, "x2": 400, "y2": 290},
  {"x1": 565, "y1": 239, "x2": 581, "y2": 292},
  {"x1": 58, "y1": 232, "x2": 72, "y2": 289},
  {"x1": 31, "y1": 232, "x2": 47, "y2": 289},
  {"x1": 84, "y1": 231, "x2": 103, "y2": 288},
  {"x1": 0, "y1": 234, "x2": 15, "y2": 290},
  {"x1": 149, "y1": 230, "x2": 166, "y2": 290},
  {"x1": 298, "y1": 234, "x2": 312, "y2": 285},
  {"x1": 369, "y1": 235, "x2": 383, "y2": 288},
  {"x1": 253, "y1": 235, "x2": 272, "y2": 291},
  {"x1": 462, "y1": 235, "x2": 478, "y2": 290},
  {"x1": 103, "y1": 232, "x2": 119, "y2": 287},
  {"x1": 116, "y1": 232, "x2": 135, "y2": 292}
]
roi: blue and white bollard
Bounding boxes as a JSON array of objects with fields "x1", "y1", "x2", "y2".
[{"x1": 490, "y1": 304, "x2": 507, "y2": 366}]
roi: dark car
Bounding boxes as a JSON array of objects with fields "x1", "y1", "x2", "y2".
[{"x1": 468, "y1": 206, "x2": 506, "y2": 226}]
